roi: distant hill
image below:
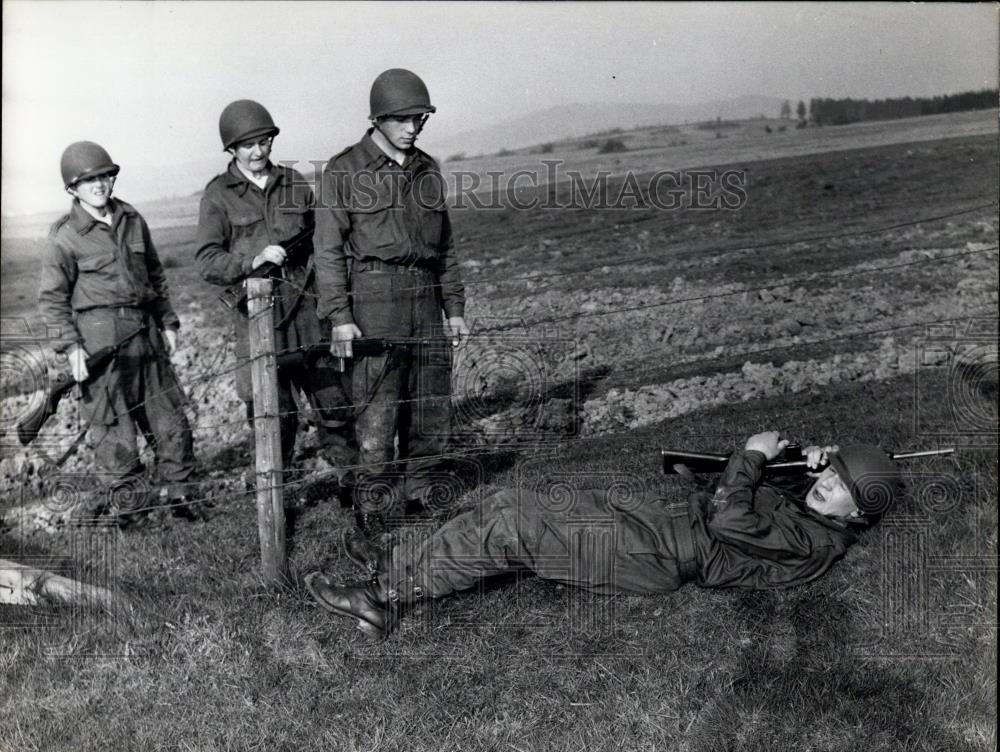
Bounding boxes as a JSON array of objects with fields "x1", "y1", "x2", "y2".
[{"x1": 421, "y1": 95, "x2": 784, "y2": 159}]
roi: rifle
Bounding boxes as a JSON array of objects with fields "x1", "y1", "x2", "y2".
[
  {"x1": 276, "y1": 336, "x2": 459, "y2": 373},
  {"x1": 17, "y1": 326, "x2": 148, "y2": 446},
  {"x1": 661, "y1": 445, "x2": 955, "y2": 476},
  {"x1": 218, "y1": 226, "x2": 314, "y2": 311}
]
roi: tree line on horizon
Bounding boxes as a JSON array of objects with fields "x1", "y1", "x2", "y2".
[{"x1": 803, "y1": 89, "x2": 997, "y2": 126}]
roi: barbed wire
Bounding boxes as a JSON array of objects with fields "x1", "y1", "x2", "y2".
[
  {"x1": 34, "y1": 303, "x2": 995, "y2": 475},
  {"x1": 26, "y1": 302, "x2": 993, "y2": 519},
  {"x1": 121, "y1": 304, "x2": 998, "y2": 518},
  {"x1": 132, "y1": 443, "x2": 508, "y2": 516},
  {"x1": 10, "y1": 243, "x2": 994, "y2": 452},
  {"x1": 219, "y1": 199, "x2": 998, "y2": 303},
  {"x1": 133, "y1": 243, "x2": 1000, "y2": 421},
  {"x1": 7, "y1": 200, "x2": 996, "y2": 500}
]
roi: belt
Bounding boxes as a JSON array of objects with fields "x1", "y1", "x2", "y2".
[
  {"x1": 665, "y1": 502, "x2": 699, "y2": 584},
  {"x1": 81, "y1": 305, "x2": 149, "y2": 319},
  {"x1": 353, "y1": 258, "x2": 434, "y2": 275}
]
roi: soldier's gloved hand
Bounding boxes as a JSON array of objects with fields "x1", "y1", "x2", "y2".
[
  {"x1": 67, "y1": 344, "x2": 90, "y2": 383},
  {"x1": 330, "y1": 323, "x2": 362, "y2": 359},
  {"x1": 446, "y1": 316, "x2": 470, "y2": 347},
  {"x1": 163, "y1": 328, "x2": 178, "y2": 355},
  {"x1": 251, "y1": 244, "x2": 287, "y2": 270},
  {"x1": 745, "y1": 431, "x2": 789, "y2": 460},
  {"x1": 803, "y1": 444, "x2": 839, "y2": 471}
]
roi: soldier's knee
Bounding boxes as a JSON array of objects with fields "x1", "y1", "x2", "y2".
[
  {"x1": 94, "y1": 439, "x2": 142, "y2": 478},
  {"x1": 359, "y1": 434, "x2": 386, "y2": 455},
  {"x1": 485, "y1": 494, "x2": 524, "y2": 538},
  {"x1": 480, "y1": 488, "x2": 513, "y2": 516}
]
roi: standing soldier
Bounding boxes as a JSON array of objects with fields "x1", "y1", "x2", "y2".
[
  {"x1": 38, "y1": 141, "x2": 196, "y2": 520},
  {"x1": 314, "y1": 69, "x2": 469, "y2": 566},
  {"x1": 195, "y1": 100, "x2": 354, "y2": 478}
]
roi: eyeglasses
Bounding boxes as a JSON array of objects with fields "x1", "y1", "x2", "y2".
[{"x1": 235, "y1": 136, "x2": 273, "y2": 151}]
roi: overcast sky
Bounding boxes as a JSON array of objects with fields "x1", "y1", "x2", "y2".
[{"x1": 2, "y1": 1, "x2": 996, "y2": 217}]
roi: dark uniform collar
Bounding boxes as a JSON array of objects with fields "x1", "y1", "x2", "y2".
[
  {"x1": 360, "y1": 128, "x2": 429, "y2": 171},
  {"x1": 67, "y1": 198, "x2": 133, "y2": 235}
]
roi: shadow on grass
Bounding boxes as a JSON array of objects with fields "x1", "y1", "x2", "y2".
[
  {"x1": 199, "y1": 435, "x2": 253, "y2": 475},
  {"x1": 683, "y1": 583, "x2": 983, "y2": 752}
]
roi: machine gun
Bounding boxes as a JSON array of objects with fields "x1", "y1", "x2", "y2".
[
  {"x1": 16, "y1": 326, "x2": 148, "y2": 446},
  {"x1": 661, "y1": 445, "x2": 955, "y2": 476},
  {"x1": 218, "y1": 226, "x2": 314, "y2": 311}
]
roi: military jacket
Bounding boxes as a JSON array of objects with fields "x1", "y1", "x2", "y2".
[
  {"x1": 313, "y1": 130, "x2": 465, "y2": 327},
  {"x1": 691, "y1": 450, "x2": 860, "y2": 589},
  {"x1": 195, "y1": 161, "x2": 324, "y2": 352},
  {"x1": 38, "y1": 199, "x2": 179, "y2": 352},
  {"x1": 195, "y1": 161, "x2": 315, "y2": 285}
]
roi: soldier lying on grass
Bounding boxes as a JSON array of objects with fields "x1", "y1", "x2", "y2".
[{"x1": 305, "y1": 431, "x2": 899, "y2": 638}]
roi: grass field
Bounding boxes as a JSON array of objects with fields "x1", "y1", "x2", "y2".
[{"x1": 1, "y1": 110, "x2": 997, "y2": 751}]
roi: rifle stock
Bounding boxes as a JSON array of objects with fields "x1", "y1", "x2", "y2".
[
  {"x1": 16, "y1": 373, "x2": 76, "y2": 446},
  {"x1": 661, "y1": 446, "x2": 955, "y2": 475},
  {"x1": 16, "y1": 327, "x2": 146, "y2": 446}
]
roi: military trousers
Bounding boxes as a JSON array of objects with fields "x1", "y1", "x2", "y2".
[
  {"x1": 232, "y1": 280, "x2": 354, "y2": 470},
  {"x1": 349, "y1": 267, "x2": 453, "y2": 513},
  {"x1": 75, "y1": 307, "x2": 195, "y2": 496},
  {"x1": 383, "y1": 487, "x2": 695, "y2": 600}
]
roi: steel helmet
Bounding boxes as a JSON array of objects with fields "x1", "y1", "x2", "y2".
[
  {"x1": 60, "y1": 141, "x2": 120, "y2": 188},
  {"x1": 219, "y1": 100, "x2": 280, "y2": 150},
  {"x1": 369, "y1": 69, "x2": 436, "y2": 119},
  {"x1": 829, "y1": 444, "x2": 900, "y2": 516}
]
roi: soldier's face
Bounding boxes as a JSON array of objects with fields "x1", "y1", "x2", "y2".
[
  {"x1": 68, "y1": 173, "x2": 115, "y2": 210},
  {"x1": 232, "y1": 136, "x2": 273, "y2": 173},
  {"x1": 805, "y1": 466, "x2": 859, "y2": 518},
  {"x1": 376, "y1": 114, "x2": 428, "y2": 151}
]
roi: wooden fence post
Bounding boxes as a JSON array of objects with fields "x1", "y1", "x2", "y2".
[{"x1": 246, "y1": 278, "x2": 288, "y2": 586}]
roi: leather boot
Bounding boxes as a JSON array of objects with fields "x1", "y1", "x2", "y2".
[
  {"x1": 304, "y1": 572, "x2": 396, "y2": 638},
  {"x1": 341, "y1": 509, "x2": 394, "y2": 574}
]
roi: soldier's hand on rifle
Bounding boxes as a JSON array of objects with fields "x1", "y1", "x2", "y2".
[
  {"x1": 67, "y1": 344, "x2": 90, "y2": 383},
  {"x1": 163, "y1": 328, "x2": 178, "y2": 356},
  {"x1": 447, "y1": 316, "x2": 469, "y2": 347},
  {"x1": 251, "y1": 244, "x2": 287, "y2": 270},
  {"x1": 330, "y1": 323, "x2": 363, "y2": 358},
  {"x1": 803, "y1": 444, "x2": 839, "y2": 473},
  {"x1": 745, "y1": 431, "x2": 789, "y2": 460}
]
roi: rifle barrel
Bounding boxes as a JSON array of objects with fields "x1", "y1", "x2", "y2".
[
  {"x1": 889, "y1": 448, "x2": 955, "y2": 460},
  {"x1": 660, "y1": 446, "x2": 957, "y2": 475},
  {"x1": 659, "y1": 449, "x2": 729, "y2": 462}
]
